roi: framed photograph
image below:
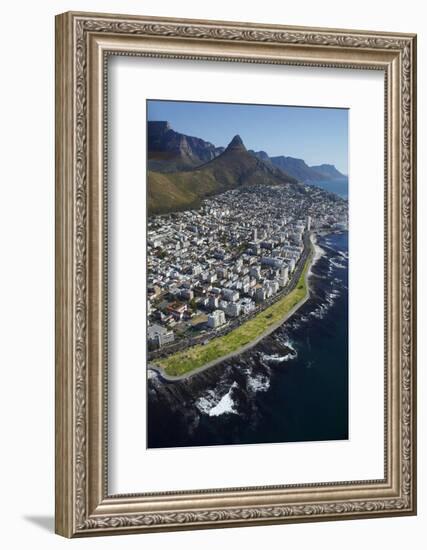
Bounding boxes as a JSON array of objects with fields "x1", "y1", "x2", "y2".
[{"x1": 55, "y1": 11, "x2": 417, "y2": 537}]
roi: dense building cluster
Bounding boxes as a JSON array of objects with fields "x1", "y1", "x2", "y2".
[{"x1": 147, "y1": 184, "x2": 347, "y2": 350}]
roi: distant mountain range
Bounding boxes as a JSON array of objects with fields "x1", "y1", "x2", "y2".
[
  {"x1": 147, "y1": 121, "x2": 346, "y2": 214},
  {"x1": 310, "y1": 164, "x2": 347, "y2": 180},
  {"x1": 248, "y1": 151, "x2": 347, "y2": 182}
]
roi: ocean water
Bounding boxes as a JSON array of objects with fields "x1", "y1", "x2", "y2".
[
  {"x1": 306, "y1": 178, "x2": 348, "y2": 199},
  {"x1": 147, "y1": 231, "x2": 349, "y2": 448}
]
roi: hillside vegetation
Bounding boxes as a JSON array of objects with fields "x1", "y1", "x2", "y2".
[{"x1": 148, "y1": 135, "x2": 297, "y2": 214}]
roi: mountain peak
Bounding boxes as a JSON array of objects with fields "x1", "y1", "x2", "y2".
[
  {"x1": 226, "y1": 134, "x2": 246, "y2": 151},
  {"x1": 148, "y1": 120, "x2": 171, "y2": 132}
]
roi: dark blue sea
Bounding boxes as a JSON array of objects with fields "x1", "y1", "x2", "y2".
[
  {"x1": 147, "y1": 231, "x2": 349, "y2": 448},
  {"x1": 306, "y1": 178, "x2": 348, "y2": 199}
]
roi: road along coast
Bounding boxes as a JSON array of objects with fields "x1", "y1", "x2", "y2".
[{"x1": 149, "y1": 234, "x2": 318, "y2": 381}]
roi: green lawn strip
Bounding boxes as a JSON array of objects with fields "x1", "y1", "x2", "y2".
[{"x1": 159, "y1": 250, "x2": 312, "y2": 377}]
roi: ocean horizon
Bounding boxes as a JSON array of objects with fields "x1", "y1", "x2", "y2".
[{"x1": 306, "y1": 178, "x2": 348, "y2": 199}]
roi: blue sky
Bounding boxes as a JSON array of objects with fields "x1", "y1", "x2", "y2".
[{"x1": 147, "y1": 100, "x2": 348, "y2": 174}]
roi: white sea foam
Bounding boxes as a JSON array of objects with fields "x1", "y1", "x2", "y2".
[
  {"x1": 208, "y1": 386, "x2": 238, "y2": 417},
  {"x1": 313, "y1": 244, "x2": 325, "y2": 263},
  {"x1": 147, "y1": 369, "x2": 158, "y2": 380},
  {"x1": 261, "y1": 352, "x2": 293, "y2": 364},
  {"x1": 196, "y1": 383, "x2": 238, "y2": 417},
  {"x1": 275, "y1": 336, "x2": 297, "y2": 354},
  {"x1": 261, "y1": 337, "x2": 297, "y2": 364},
  {"x1": 330, "y1": 258, "x2": 346, "y2": 270},
  {"x1": 310, "y1": 272, "x2": 327, "y2": 280},
  {"x1": 247, "y1": 374, "x2": 270, "y2": 392},
  {"x1": 195, "y1": 393, "x2": 215, "y2": 415},
  {"x1": 309, "y1": 234, "x2": 326, "y2": 274},
  {"x1": 276, "y1": 337, "x2": 296, "y2": 353},
  {"x1": 310, "y1": 304, "x2": 328, "y2": 319}
]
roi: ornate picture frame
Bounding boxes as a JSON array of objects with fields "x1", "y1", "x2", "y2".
[{"x1": 55, "y1": 11, "x2": 417, "y2": 537}]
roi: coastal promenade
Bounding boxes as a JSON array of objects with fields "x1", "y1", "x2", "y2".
[{"x1": 149, "y1": 233, "x2": 316, "y2": 381}]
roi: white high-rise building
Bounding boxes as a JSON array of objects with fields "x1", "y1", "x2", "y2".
[
  {"x1": 252, "y1": 228, "x2": 258, "y2": 242},
  {"x1": 255, "y1": 287, "x2": 266, "y2": 303},
  {"x1": 207, "y1": 309, "x2": 226, "y2": 328},
  {"x1": 226, "y1": 302, "x2": 241, "y2": 318},
  {"x1": 278, "y1": 266, "x2": 289, "y2": 287},
  {"x1": 208, "y1": 295, "x2": 219, "y2": 309},
  {"x1": 222, "y1": 289, "x2": 240, "y2": 302}
]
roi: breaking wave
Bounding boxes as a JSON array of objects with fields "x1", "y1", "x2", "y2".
[
  {"x1": 247, "y1": 374, "x2": 270, "y2": 392},
  {"x1": 260, "y1": 335, "x2": 298, "y2": 364},
  {"x1": 196, "y1": 382, "x2": 238, "y2": 417},
  {"x1": 330, "y1": 258, "x2": 346, "y2": 269}
]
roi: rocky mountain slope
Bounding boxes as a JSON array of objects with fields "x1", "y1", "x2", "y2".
[
  {"x1": 148, "y1": 134, "x2": 297, "y2": 214},
  {"x1": 148, "y1": 121, "x2": 224, "y2": 172}
]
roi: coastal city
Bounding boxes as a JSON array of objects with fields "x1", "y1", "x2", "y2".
[
  {"x1": 146, "y1": 102, "x2": 349, "y2": 448},
  {"x1": 147, "y1": 183, "x2": 348, "y2": 357}
]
